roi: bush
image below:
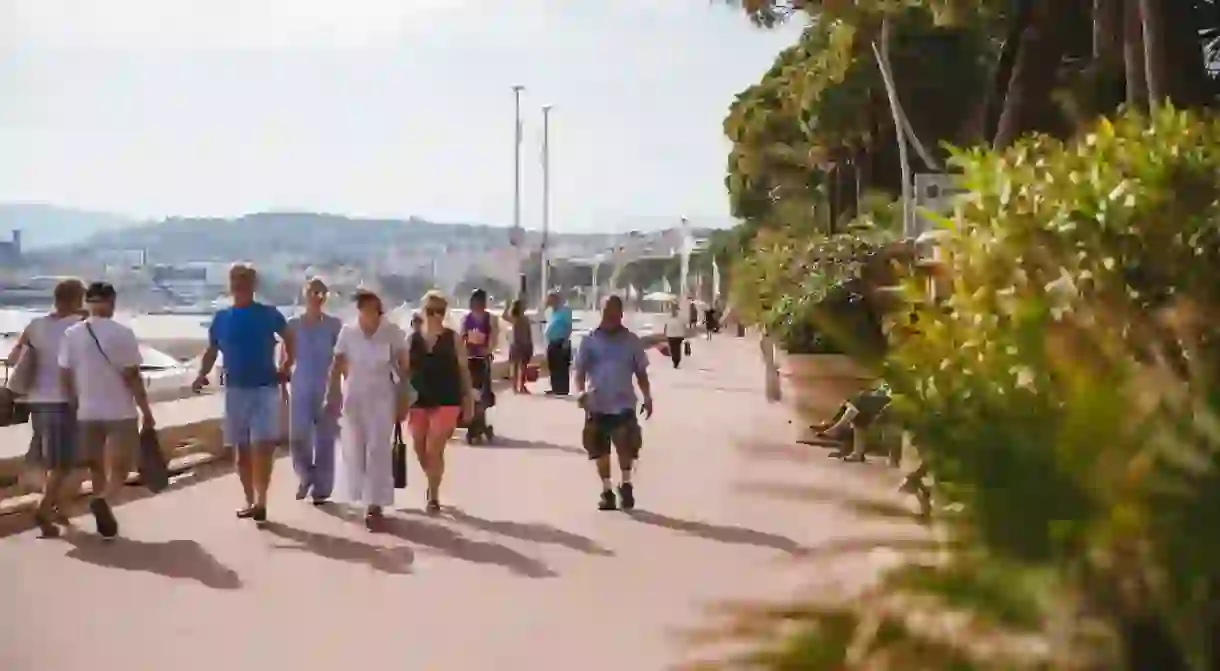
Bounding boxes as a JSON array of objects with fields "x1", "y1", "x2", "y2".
[
  {"x1": 732, "y1": 230, "x2": 893, "y2": 359},
  {"x1": 699, "y1": 107, "x2": 1220, "y2": 669}
]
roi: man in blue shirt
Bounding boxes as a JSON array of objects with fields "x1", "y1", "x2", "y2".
[
  {"x1": 192, "y1": 264, "x2": 294, "y2": 524},
  {"x1": 574, "y1": 294, "x2": 653, "y2": 511},
  {"x1": 543, "y1": 291, "x2": 574, "y2": 396}
]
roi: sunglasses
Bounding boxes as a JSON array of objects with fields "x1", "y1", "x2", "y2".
[
  {"x1": 308, "y1": 290, "x2": 328, "y2": 297},
  {"x1": 424, "y1": 306, "x2": 446, "y2": 316}
]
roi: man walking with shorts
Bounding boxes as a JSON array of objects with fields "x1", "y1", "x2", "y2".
[
  {"x1": 59, "y1": 282, "x2": 155, "y2": 539},
  {"x1": 574, "y1": 295, "x2": 653, "y2": 511},
  {"x1": 193, "y1": 264, "x2": 294, "y2": 524}
]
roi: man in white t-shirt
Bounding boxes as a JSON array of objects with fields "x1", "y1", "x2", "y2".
[{"x1": 59, "y1": 282, "x2": 155, "y2": 539}]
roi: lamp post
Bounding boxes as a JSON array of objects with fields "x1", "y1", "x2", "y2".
[
  {"x1": 510, "y1": 84, "x2": 526, "y2": 298},
  {"x1": 539, "y1": 104, "x2": 552, "y2": 310}
]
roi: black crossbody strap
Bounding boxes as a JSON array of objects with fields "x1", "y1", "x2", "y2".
[{"x1": 85, "y1": 323, "x2": 117, "y2": 370}]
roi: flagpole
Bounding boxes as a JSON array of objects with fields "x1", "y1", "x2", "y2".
[
  {"x1": 510, "y1": 84, "x2": 526, "y2": 298},
  {"x1": 539, "y1": 104, "x2": 552, "y2": 310}
]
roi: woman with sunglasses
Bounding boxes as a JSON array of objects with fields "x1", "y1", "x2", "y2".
[
  {"x1": 326, "y1": 288, "x2": 410, "y2": 530},
  {"x1": 285, "y1": 277, "x2": 342, "y2": 504},
  {"x1": 409, "y1": 290, "x2": 474, "y2": 513}
]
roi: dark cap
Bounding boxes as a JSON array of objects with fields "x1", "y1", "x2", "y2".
[{"x1": 85, "y1": 281, "x2": 117, "y2": 303}]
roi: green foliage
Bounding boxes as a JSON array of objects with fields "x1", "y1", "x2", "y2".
[
  {"x1": 763, "y1": 233, "x2": 889, "y2": 357},
  {"x1": 723, "y1": 6, "x2": 993, "y2": 228},
  {"x1": 701, "y1": 107, "x2": 1220, "y2": 669}
]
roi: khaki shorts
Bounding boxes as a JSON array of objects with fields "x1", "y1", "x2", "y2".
[
  {"x1": 582, "y1": 411, "x2": 642, "y2": 461},
  {"x1": 78, "y1": 419, "x2": 139, "y2": 465}
]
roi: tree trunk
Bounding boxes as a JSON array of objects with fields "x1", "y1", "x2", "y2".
[
  {"x1": 1125, "y1": 0, "x2": 1149, "y2": 109},
  {"x1": 993, "y1": 0, "x2": 1071, "y2": 149},
  {"x1": 1094, "y1": 0, "x2": 1123, "y2": 62},
  {"x1": 1139, "y1": 0, "x2": 1167, "y2": 107},
  {"x1": 984, "y1": 0, "x2": 1034, "y2": 143}
]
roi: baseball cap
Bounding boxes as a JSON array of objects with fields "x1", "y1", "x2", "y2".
[{"x1": 85, "y1": 281, "x2": 117, "y2": 303}]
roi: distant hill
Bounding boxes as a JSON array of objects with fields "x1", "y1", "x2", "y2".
[
  {"x1": 0, "y1": 204, "x2": 141, "y2": 249},
  {"x1": 57, "y1": 211, "x2": 719, "y2": 266}
]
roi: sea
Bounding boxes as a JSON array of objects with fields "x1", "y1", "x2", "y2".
[{"x1": 0, "y1": 304, "x2": 664, "y2": 361}]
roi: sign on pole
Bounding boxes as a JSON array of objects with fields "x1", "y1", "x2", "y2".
[{"x1": 911, "y1": 173, "x2": 968, "y2": 238}]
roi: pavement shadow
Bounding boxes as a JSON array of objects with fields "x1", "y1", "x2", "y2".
[
  {"x1": 625, "y1": 510, "x2": 806, "y2": 556},
  {"x1": 379, "y1": 514, "x2": 557, "y2": 578},
  {"x1": 319, "y1": 506, "x2": 555, "y2": 578},
  {"x1": 472, "y1": 437, "x2": 586, "y2": 456},
  {"x1": 63, "y1": 535, "x2": 242, "y2": 590},
  {"x1": 262, "y1": 522, "x2": 414, "y2": 575},
  {"x1": 417, "y1": 508, "x2": 614, "y2": 557}
]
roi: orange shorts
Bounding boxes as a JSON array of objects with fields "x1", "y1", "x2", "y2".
[{"x1": 407, "y1": 406, "x2": 461, "y2": 433}]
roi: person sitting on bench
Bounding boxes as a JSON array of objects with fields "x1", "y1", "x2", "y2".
[{"x1": 810, "y1": 381, "x2": 891, "y2": 462}]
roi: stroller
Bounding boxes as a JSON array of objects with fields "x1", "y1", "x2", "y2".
[{"x1": 461, "y1": 355, "x2": 496, "y2": 444}]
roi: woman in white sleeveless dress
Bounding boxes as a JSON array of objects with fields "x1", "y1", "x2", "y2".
[{"x1": 326, "y1": 289, "x2": 410, "y2": 531}]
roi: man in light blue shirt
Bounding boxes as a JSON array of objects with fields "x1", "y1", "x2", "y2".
[
  {"x1": 574, "y1": 295, "x2": 653, "y2": 511},
  {"x1": 544, "y1": 292, "x2": 574, "y2": 396}
]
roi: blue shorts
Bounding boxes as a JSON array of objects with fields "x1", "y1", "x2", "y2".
[{"x1": 223, "y1": 386, "x2": 282, "y2": 449}]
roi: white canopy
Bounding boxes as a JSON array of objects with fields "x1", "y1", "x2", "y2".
[{"x1": 642, "y1": 291, "x2": 676, "y2": 302}]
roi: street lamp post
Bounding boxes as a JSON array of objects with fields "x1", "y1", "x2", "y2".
[
  {"x1": 510, "y1": 84, "x2": 526, "y2": 298},
  {"x1": 539, "y1": 104, "x2": 552, "y2": 310}
]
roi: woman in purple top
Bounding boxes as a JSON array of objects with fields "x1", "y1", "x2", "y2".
[
  {"x1": 460, "y1": 289, "x2": 497, "y2": 359},
  {"x1": 460, "y1": 290, "x2": 499, "y2": 400}
]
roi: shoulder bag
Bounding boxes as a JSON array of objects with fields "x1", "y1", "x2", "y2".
[
  {"x1": 84, "y1": 323, "x2": 170, "y2": 493},
  {"x1": 6, "y1": 339, "x2": 37, "y2": 396}
]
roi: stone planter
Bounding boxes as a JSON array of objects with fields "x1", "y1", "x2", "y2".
[{"x1": 777, "y1": 351, "x2": 873, "y2": 442}]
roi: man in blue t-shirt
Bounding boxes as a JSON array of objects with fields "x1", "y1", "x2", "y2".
[
  {"x1": 543, "y1": 291, "x2": 574, "y2": 396},
  {"x1": 193, "y1": 264, "x2": 294, "y2": 524}
]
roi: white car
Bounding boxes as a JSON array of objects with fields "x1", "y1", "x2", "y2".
[{"x1": 1, "y1": 334, "x2": 198, "y2": 403}]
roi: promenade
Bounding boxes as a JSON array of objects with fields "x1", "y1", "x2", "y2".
[{"x1": 0, "y1": 336, "x2": 911, "y2": 670}]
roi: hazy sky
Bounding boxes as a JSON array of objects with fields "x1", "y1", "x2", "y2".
[{"x1": 0, "y1": 1, "x2": 801, "y2": 232}]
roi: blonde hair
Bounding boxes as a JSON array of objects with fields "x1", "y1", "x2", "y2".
[
  {"x1": 421, "y1": 289, "x2": 448, "y2": 309},
  {"x1": 229, "y1": 263, "x2": 257, "y2": 281},
  {"x1": 303, "y1": 276, "x2": 328, "y2": 293}
]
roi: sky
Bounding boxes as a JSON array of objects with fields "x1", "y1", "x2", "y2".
[{"x1": 0, "y1": 0, "x2": 803, "y2": 232}]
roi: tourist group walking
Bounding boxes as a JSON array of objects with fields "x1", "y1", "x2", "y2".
[{"x1": 7, "y1": 268, "x2": 659, "y2": 540}]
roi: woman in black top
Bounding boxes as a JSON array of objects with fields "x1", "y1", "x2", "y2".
[{"x1": 407, "y1": 291, "x2": 473, "y2": 513}]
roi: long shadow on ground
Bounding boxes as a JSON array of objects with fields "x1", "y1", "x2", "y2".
[
  {"x1": 62, "y1": 534, "x2": 242, "y2": 589},
  {"x1": 262, "y1": 521, "x2": 414, "y2": 575},
  {"x1": 467, "y1": 437, "x2": 586, "y2": 456},
  {"x1": 410, "y1": 508, "x2": 614, "y2": 556},
  {"x1": 625, "y1": 510, "x2": 806, "y2": 556},
  {"x1": 320, "y1": 507, "x2": 556, "y2": 578}
]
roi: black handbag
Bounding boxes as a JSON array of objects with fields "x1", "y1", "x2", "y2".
[
  {"x1": 139, "y1": 426, "x2": 170, "y2": 493},
  {"x1": 392, "y1": 422, "x2": 407, "y2": 489},
  {"x1": 684, "y1": 341, "x2": 692, "y2": 356}
]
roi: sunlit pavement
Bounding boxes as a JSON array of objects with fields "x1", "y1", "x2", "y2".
[{"x1": 0, "y1": 335, "x2": 912, "y2": 671}]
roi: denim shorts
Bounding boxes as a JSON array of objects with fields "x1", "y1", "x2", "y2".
[
  {"x1": 223, "y1": 386, "x2": 283, "y2": 449},
  {"x1": 27, "y1": 403, "x2": 77, "y2": 471}
]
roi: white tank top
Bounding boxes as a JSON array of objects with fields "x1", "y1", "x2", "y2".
[{"x1": 21, "y1": 313, "x2": 81, "y2": 404}]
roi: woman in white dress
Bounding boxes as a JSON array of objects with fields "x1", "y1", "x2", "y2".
[{"x1": 326, "y1": 289, "x2": 410, "y2": 531}]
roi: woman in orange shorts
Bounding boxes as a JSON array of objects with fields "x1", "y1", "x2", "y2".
[{"x1": 407, "y1": 291, "x2": 474, "y2": 512}]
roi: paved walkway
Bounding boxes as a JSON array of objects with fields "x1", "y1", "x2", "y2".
[{"x1": 0, "y1": 336, "x2": 910, "y2": 671}]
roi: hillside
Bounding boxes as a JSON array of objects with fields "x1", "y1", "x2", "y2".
[
  {"x1": 59, "y1": 212, "x2": 722, "y2": 266},
  {"x1": 0, "y1": 204, "x2": 140, "y2": 249},
  {"x1": 72, "y1": 212, "x2": 613, "y2": 263}
]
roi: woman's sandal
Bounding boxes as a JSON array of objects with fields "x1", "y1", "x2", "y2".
[{"x1": 365, "y1": 507, "x2": 384, "y2": 531}]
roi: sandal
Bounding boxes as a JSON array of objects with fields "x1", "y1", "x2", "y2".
[{"x1": 33, "y1": 510, "x2": 60, "y2": 539}]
